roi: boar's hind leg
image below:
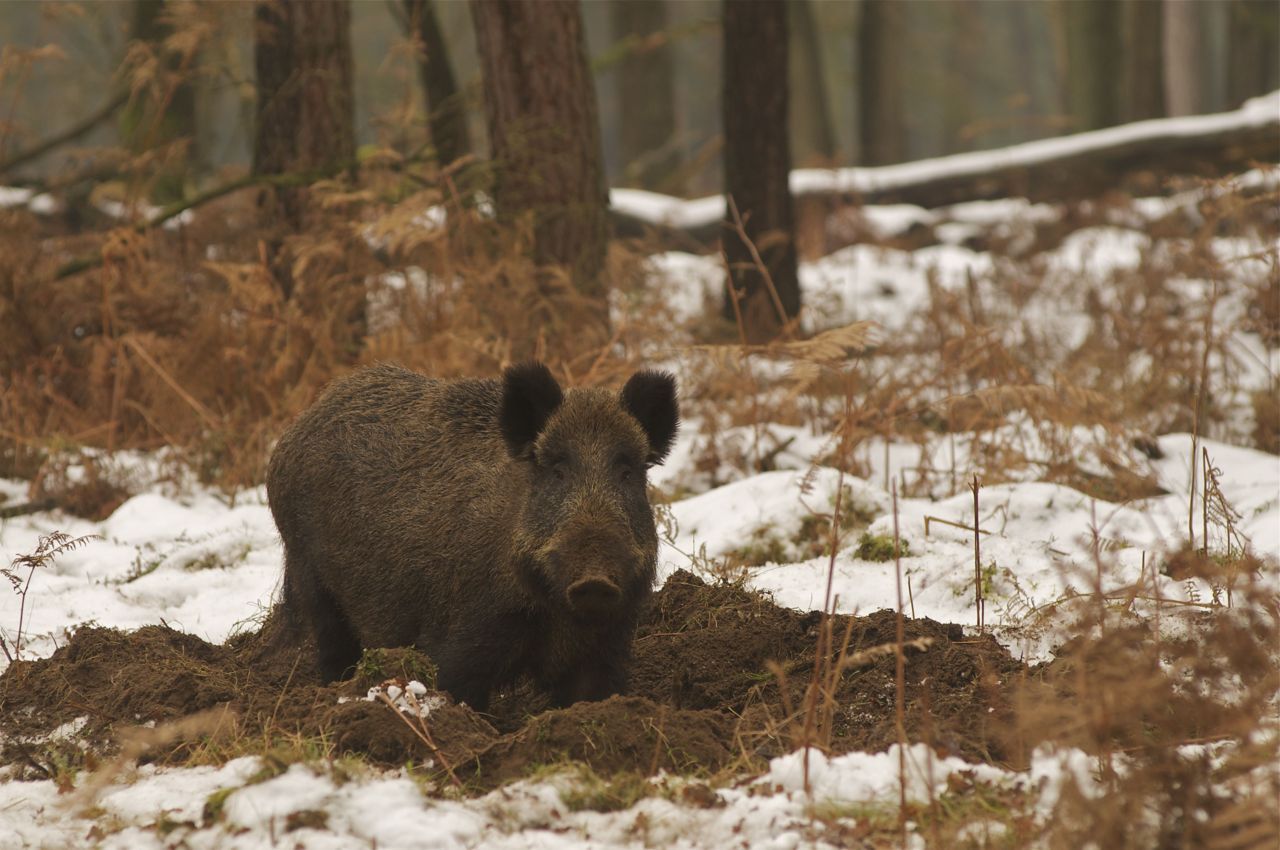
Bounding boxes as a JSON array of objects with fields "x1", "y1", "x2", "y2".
[{"x1": 284, "y1": 558, "x2": 362, "y2": 682}]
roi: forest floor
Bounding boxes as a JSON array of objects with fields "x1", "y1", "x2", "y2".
[{"x1": 0, "y1": 166, "x2": 1276, "y2": 848}]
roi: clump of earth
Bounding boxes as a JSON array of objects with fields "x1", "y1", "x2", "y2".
[{"x1": 0, "y1": 570, "x2": 1027, "y2": 788}]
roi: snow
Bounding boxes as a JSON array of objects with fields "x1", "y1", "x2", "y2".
[
  {"x1": 2, "y1": 134, "x2": 1278, "y2": 848},
  {"x1": 611, "y1": 92, "x2": 1280, "y2": 230},
  {"x1": 0, "y1": 746, "x2": 1124, "y2": 850}
]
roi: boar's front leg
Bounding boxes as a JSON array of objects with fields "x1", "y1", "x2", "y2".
[
  {"x1": 547, "y1": 634, "x2": 631, "y2": 707},
  {"x1": 428, "y1": 612, "x2": 532, "y2": 714}
]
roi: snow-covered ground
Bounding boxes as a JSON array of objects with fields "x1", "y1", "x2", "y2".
[{"x1": 1, "y1": 173, "x2": 1277, "y2": 848}]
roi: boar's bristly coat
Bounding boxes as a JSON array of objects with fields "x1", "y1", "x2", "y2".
[{"x1": 266, "y1": 362, "x2": 679, "y2": 712}]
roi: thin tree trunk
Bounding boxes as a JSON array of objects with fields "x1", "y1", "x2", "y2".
[
  {"x1": 404, "y1": 0, "x2": 471, "y2": 167},
  {"x1": 1124, "y1": 0, "x2": 1166, "y2": 121},
  {"x1": 471, "y1": 0, "x2": 609, "y2": 301},
  {"x1": 942, "y1": 0, "x2": 981, "y2": 152},
  {"x1": 122, "y1": 0, "x2": 198, "y2": 201},
  {"x1": 857, "y1": 0, "x2": 906, "y2": 165},
  {"x1": 790, "y1": 0, "x2": 836, "y2": 164},
  {"x1": 1227, "y1": 0, "x2": 1280, "y2": 106},
  {"x1": 1062, "y1": 0, "x2": 1123, "y2": 130},
  {"x1": 252, "y1": 0, "x2": 356, "y2": 230},
  {"x1": 721, "y1": 0, "x2": 799, "y2": 341},
  {"x1": 1163, "y1": 0, "x2": 1202, "y2": 116},
  {"x1": 611, "y1": 0, "x2": 681, "y2": 191}
]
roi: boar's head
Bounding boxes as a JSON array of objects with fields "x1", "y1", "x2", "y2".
[{"x1": 500, "y1": 362, "x2": 678, "y2": 619}]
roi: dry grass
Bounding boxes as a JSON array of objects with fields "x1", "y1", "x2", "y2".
[{"x1": 1, "y1": 45, "x2": 1277, "y2": 843}]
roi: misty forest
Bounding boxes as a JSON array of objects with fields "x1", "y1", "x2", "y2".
[{"x1": 0, "y1": 2, "x2": 1277, "y2": 848}]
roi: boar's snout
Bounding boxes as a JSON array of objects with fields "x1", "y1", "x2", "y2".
[{"x1": 567, "y1": 576, "x2": 623, "y2": 617}]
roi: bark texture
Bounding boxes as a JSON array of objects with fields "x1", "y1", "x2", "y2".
[
  {"x1": 721, "y1": 0, "x2": 799, "y2": 341},
  {"x1": 252, "y1": 0, "x2": 356, "y2": 229},
  {"x1": 471, "y1": 0, "x2": 609, "y2": 297}
]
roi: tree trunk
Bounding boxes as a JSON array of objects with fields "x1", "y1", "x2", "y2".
[
  {"x1": 1227, "y1": 0, "x2": 1280, "y2": 106},
  {"x1": 1062, "y1": 0, "x2": 1122, "y2": 130},
  {"x1": 1163, "y1": 0, "x2": 1202, "y2": 116},
  {"x1": 404, "y1": 0, "x2": 471, "y2": 167},
  {"x1": 941, "y1": 0, "x2": 981, "y2": 152},
  {"x1": 857, "y1": 0, "x2": 906, "y2": 166},
  {"x1": 471, "y1": 0, "x2": 609, "y2": 299},
  {"x1": 790, "y1": 0, "x2": 837, "y2": 164},
  {"x1": 1123, "y1": 0, "x2": 1165, "y2": 122},
  {"x1": 122, "y1": 0, "x2": 198, "y2": 202},
  {"x1": 252, "y1": 0, "x2": 356, "y2": 230},
  {"x1": 721, "y1": 0, "x2": 799, "y2": 342},
  {"x1": 611, "y1": 0, "x2": 682, "y2": 191}
]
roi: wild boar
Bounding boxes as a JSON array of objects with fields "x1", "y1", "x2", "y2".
[{"x1": 266, "y1": 362, "x2": 678, "y2": 711}]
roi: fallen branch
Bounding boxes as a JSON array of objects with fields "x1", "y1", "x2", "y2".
[{"x1": 0, "y1": 91, "x2": 130, "y2": 178}]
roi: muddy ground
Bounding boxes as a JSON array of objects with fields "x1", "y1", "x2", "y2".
[{"x1": 0, "y1": 570, "x2": 1028, "y2": 790}]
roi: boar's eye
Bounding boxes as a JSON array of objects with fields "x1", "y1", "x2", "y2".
[
  {"x1": 546, "y1": 456, "x2": 570, "y2": 481},
  {"x1": 614, "y1": 454, "x2": 638, "y2": 483}
]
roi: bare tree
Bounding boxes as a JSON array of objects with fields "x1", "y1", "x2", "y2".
[
  {"x1": 471, "y1": 0, "x2": 608, "y2": 299},
  {"x1": 1227, "y1": 0, "x2": 1280, "y2": 106},
  {"x1": 791, "y1": 0, "x2": 836, "y2": 164},
  {"x1": 721, "y1": 0, "x2": 799, "y2": 342},
  {"x1": 122, "y1": 0, "x2": 199, "y2": 201},
  {"x1": 404, "y1": 0, "x2": 470, "y2": 167},
  {"x1": 1123, "y1": 0, "x2": 1166, "y2": 122},
  {"x1": 611, "y1": 0, "x2": 681, "y2": 191},
  {"x1": 1163, "y1": 0, "x2": 1202, "y2": 116},
  {"x1": 252, "y1": 0, "x2": 355, "y2": 229},
  {"x1": 1061, "y1": 0, "x2": 1122, "y2": 130},
  {"x1": 857, "y1": 0, "x2": 906, "y2": 165}
]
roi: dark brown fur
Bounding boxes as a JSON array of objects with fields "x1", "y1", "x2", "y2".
[{"x1": 266, "y1": 362, "x2": 678, "y2": 711}]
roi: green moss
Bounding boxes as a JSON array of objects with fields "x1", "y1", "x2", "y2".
[
  {"x1": 559, "y1": 769, "x2": 655, "y2": 813},
  {"x1": 854, "y1": 532, "x2": 910, "y2": 562},
  {"x1": 353, "y1": 647, "x2": 438, "y2": 690},
  {"x1": 724, "y1": 529, "x2": 790, "y2": 567}
]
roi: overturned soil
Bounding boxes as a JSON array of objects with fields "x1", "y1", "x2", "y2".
[{"x1": 0, "y1": 570, "x2": 1027, "y2": 789}]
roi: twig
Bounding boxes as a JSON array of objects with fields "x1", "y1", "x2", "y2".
[
  {"x1": 0, "y1": 91, "x2": 130, "y2": 177},
  {"x1": 725, "y1": 194, "x2": 794, "y2": 337},
  {"x1": 121, "y1": 336, "x2": 220, "y2": 430},
  {"x1": 0, "y1": 499, "x2": 57, "y2": 519},
  {"x1": 892, "y1": 481, "x2": 908, "y2": 843},
  {"x1": 970, "y1": 475, "x2": 984, "y2": 633},
  {"x1": 923, "y1": 514, "x2": 991, "y2": 538},
  {"x1": 375, "y1": 690, "x2": 462, "y2": 789}
]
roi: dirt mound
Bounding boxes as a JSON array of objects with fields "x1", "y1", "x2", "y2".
[{"x1": 0, "y1": 570, "x2": 1028, "y2": 788}]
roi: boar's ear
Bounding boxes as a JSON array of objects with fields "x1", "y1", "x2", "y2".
[
  {"x1": 500, "y1": 362, "x2": 564, "y2": 458},
  {"x1": 621, "y1": 371, "x2": 679, "y2": 466}
]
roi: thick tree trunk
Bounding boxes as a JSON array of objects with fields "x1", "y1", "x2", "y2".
[
  {"x1": 790, "y1": 0, "x2": 836, "y2": 164},
  {"x1": 404, "y1": 0, "x2": 471, "y2": 167},
  {"x1": 721, "y1": 0, "x2": 799, "y2": 342},
  {"x1": 857, "y1": 0, "x2": 906, "y2": 166},
  {"x1": 252, "y1": 0, "x2": 356, "y2": 230},
  {"x1": 1123, "y1": 0, "x2": 1166, "y2": 122},
  {"x1": 1227, "y1": 0, "x2": 1280, "y2": 106},
  {"x1": 1163, "y1": 0, "x2": 1202, "y2": 116},
  {"x1": 471, "y1": 0, "x2": 609, "y2": 299},
  {"x1": 611, "y1": 0, "x2": 681, "y2": 191},
  {"x1": 1062, "y1": 0, "x2": 1122, "y2": 130}
]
